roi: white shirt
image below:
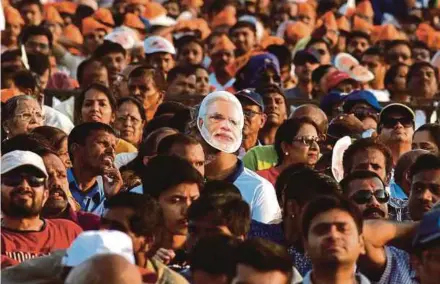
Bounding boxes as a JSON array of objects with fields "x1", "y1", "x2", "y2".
[
  {"x1": 54, "y1": 96, "x2": 75, "y2": 122},
  {"x1": 209, "y1": 73, "x2": 235, "y2": 91},
  {"x1": 114, "y1": 152, "x2": 138, "y2": 169},
  {"x1": 43, "y1": 105, "x2": 74, "y2": 134},
  {"x1": 233, "y1": 167, "x2": 282, "y2": 224}
]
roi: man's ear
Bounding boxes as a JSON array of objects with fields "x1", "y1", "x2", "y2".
[
  {"x1": 259, "y1": 113, "x2": 267, "y2": 129},
  {"x1": 41, "y1": 189, "x2": 49, "y2": 207},
  {"x1": 358, "y1": 234, "x2": 366, "y2": 255}
]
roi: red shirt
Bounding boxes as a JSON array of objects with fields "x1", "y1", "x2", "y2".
[
  {"x1": 1, "y1": 218, "x2": 82, "y2": 265},
  {"x1": 257, "y1": 167, "x2": 280, "y2": 187}
]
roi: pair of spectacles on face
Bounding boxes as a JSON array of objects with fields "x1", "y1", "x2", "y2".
[
  {"x1": 351, "y1": 190, "x2": 389, "y2": 205},
  {"x1": 292, "y1": 136, "x2": 321, "y2": 147},
  {"x1": 381, "y1": 116, "x2": 413, "y2": 129},
  {"x1": 243, "y1": 109, "x2": 263, "y2": 119},
  {"x1": 2, "y1": 174, "x2": 46, "y2": 187},
  {"x1": 14, "y1": 111, "x2": 45, "y2": 122}
]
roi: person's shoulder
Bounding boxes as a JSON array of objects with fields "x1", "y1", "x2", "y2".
[
  {"x1": 116, "y1": 139, "x2": 138, "y2": 154},
  {"x1": 46, "y1": 219, "x2": 83, "y2": 234},
  {"x1": 239, "y1": 167, "x2": 275, "y2": 189},
  {"x1": 150, "y1": 258, "x2": 189, "y2": 284}
]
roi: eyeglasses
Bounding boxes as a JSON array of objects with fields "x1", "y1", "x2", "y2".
[
  {"x1": 15, "y1": 111, "x2": 45, "y2": 122},
  {"x1": 381, "y1": 117, "x2": 413, "y2": 128},
  {"x1": 2, "y1": 174, "x2": 46, "y2": 187},
  {"x1": 292, "y1": 136, "x2": 320, "y2": 147},
  {"x1": 351, "y1": 190, "x2": 389, "y2": 205},
  {"x1": 243, "y1": 109, "x2": 262, "y2": 119}
]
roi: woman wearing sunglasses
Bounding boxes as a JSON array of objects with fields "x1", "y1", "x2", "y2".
[{"x1": 257, "y1": 117, "x2": 321, "y2": 186}]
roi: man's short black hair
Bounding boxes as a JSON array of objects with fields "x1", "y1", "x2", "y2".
[
  {"x1": 13, "y1": 70, "x2": 38, "y2": 92},
  {"x1": 306, "y1": 37, "x2": 331, "y2": 52},
  {"x1": 202, "y1": 180, "x2": 242, "y2": 200},
  {"x1": 283, "y1": 167, "x2": 341, "y2": 209},
  {"x1": 76, "y1": 57, "x2": 107, "y2": 85},
  {"x1": 157, "y1": 133, "x2": 200, "y2": 155},
  {"x1": 342, "y1": 137, "x2": 393, "y2": 179},
  {"x1": 190, "y1": 235, "x2": 238, "y2": 281},
  {"x1": 347, "y1": 31, "x2": 371, "y2": 44},
  {"x1": 411, "y1": 40, "x2": 430, "y2": 52},
  {"x1": 385, "y1": 40, "x2": 411, "y2": 53},
  {"x1": 230, "y1": 21, "x2": 257, "y2": 34},
  {"x1": 362, "y1": 46, "x2": 384, "y2": 60},
  {"x1": 153, "y1": 101, "x2": 187, "y2": 118},
  {"x1": 311, "y1": 64, "x2": 333, "y2": 84},
  {"x1": 301, "y1": 195, "x2": 363, "y2": 239},
  {"x1": 340, "y1": 170, "x2": 385, "y2": 195},
  {"x1": 28, "y1": 52, "x2": 50, "y2": 76},
  {"x1": 1, "y1": 134, "x2": 55, "y2": 155},
  {"x1": 68, "y1": 122, "x2": 116, "y2": 160},
  {"x1": 129, "y1": 65, "x2": 168, "y2": 93},
  {"x1": 167, "y1": 65, "x2": 197, "y2": 83},
  {"x1": 188, "y1": 195, "x2": 251, "y2": 237},
  {"x1": 18, "y1": 0, "x2": 43, "y2": 11},
  {"x1": 93, "y1": 40, "x2": 126, "y2": 58},
  {"x1": 235, "y1": 238, "x2": 292, "y2": 281},
  {"x1": 266, "y1": 44, "x2": 292, "y2": 67},
  {"x1": 175, "y1": 35, "x2": 204, "y2": 52},
  {"x1": 1, "y1": 49, "x2": 22, "y2": 64},
  {"x1": 20, "y1": 25, "x2": 53, "y2": 48},
  {"x1": 409, "y1": 154, "x2": 440, "y2": 179},
  {"x1": 104, "y1": 192, "x2": 163, "y2": 238},
  {"x1": 140, "y1": 155, "x2": 204, "y2": 199}
]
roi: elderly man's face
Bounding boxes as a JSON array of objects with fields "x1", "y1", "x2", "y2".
[{"x1": 200, "y1": 99, "x2": 242, "y2": 153}]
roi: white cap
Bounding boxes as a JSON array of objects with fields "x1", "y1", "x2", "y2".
[
  {"x1": 149, "y1": 14, "x2": 177, "y2": 27},
  {"x1": 334, "y1": 53, "x2": 359, "y2": 74},
  {"x1": 62, "y1": 230, "x2": 135, "y2": 267},
  {"x1": 105, "y1": 27, "x2": 139, "y2": 50},
  {"x1": 143, "y1": 35, "x2": 176, "y2": 55},
  {"x1": 1, "y1": 150, "x2": 48, "y2": 178},
  {"x1": 238, "y1": 15, "x2": 264, "y2": 43}
]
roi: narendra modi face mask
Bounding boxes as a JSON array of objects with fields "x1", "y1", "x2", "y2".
[{"x1": 197, "y1": 91, "x2": 244, "y2": 154}]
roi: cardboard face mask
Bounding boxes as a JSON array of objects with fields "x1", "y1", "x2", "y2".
[{"x1": 197, "y1": 91, "x2": 244, "y2": 153}]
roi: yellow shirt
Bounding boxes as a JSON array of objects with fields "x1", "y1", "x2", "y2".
[{"x1": 116, "y1": 139, "x2": 138, "y2": 154}]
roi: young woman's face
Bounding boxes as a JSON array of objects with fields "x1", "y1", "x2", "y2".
[{"x1": 81, "y1": 89, "x2": 114, "y2": 124}]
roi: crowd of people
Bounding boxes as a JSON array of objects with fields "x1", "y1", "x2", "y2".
[{"x1": 1, "y1": 0, "x2": 440, "y2": 283}]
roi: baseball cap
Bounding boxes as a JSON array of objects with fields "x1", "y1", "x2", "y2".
[
  {"x1": 293, "y1": 49, "x2": 320, "y2": 66},
  {"x1": 379, "y1": 103, "x2": 415, "y2": 122},
  {"x1": 235, "y1": 89, "x2": 265, "y2": 112},
  {"x1": 143, "y1": 35, "x2": 176, "y2": 55},
  {"x1": 326, "y1": 70, "x2": 357, "y2": 91},
  {"x1": 61, "y1": 230, "x2": 135, "y2": 267},
  {"x1": 343, "y1": 90, "x2": 382, "y2": 113},
  {"x1": 1, "y1": 150, "x2": 48, "y2": 178},
  {"x1": 320, "y1": 91, "x2": 348, "y2": 117},
  {"x1": 413, "y1": 209, "x2": 440, "y2": 248}
]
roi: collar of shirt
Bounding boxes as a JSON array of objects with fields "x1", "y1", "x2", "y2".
[
  {"x1": 225, "y1": 159, "x2": 245, "y2": 183},
  {"x1": 389, "y1": 182, "x2": 408, "y2": 200},
  {"x1": 302, "y1": 270, "x2": 371, "y2": 284},
  {"x1": 67, "y1": 168, "x2": 104, "y2": 213}
]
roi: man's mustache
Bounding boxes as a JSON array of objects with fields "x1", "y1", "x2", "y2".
[{"x1": 363, "y1": 207, "x2": 386, "y2": 218}]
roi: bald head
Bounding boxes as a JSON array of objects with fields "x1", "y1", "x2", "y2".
[
  {"x1": 394, "y1": 149, "x2": 430, "y2": 195},
  {"x1": 291, "y1": 104, "x2": 328, "y2": 134},
  {"x1": 65, "y1": 254, "x2": 142, "y2": 284}
]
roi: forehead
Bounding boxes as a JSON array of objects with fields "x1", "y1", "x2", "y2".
[
  {"x1": 102, "y1": 52, "x2": 125, "y2": 59},
  {"x1": 128, "y1": 75, "x2": 154, "y2": 85},
  {"x1": 206, "y1": 99, "x2": 240, "y2": 115},
  {"x1": 414, "y1": 66, "x2": 435, "y2": 74},
  {"x1": 310, "y1": 209, "x2": 358, "y2": 230},
  {"x1": 349, "y1": 177, "x2": 384, "y2": 191},
  {"x1": 412, "y1": 169, "x2": 440, "y2": 184},
  {"x1": 28, "y1": 35, "x2": 49, "y2": 43},
  {"x1": 118, "y1": 101, "x2": 139, "y2": 112},
  {"x1": 231, "y1": 26, "x2": 254, "y2": 34},
  {"x1": 362, "y1": 54, "x2": 379, "y2": 62},
  {"x1": 42, "y1": 153, "x2": 65, "y2": 170},
  {"x1": 87, "y1": 130, "x2": 115, "y2": 141},
  {"x1": 172, "y1": 143, "x2": 204, "y2": 157},
  {"x1": 390, "y1": 44, "x2": 411, "y2": 52},
  {"x1": 162, "y1": 182, "x2": 200, "y2": 197},
  {"x1": 195, "y1": 68, "x2": 209, "y2": 77},
  {"x1": 353, "y1": 148, "x2": 386, "y2": 161},
  {"x1": 85, "y1": 89, "x2": 109, "y2": 100}
]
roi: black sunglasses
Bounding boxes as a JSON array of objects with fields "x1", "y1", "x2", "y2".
[
  {"x1": 381, "y1": 117, "x2": 413, "y2": 128},
  {"x1": 351, "y1": 190, "x2": 389, "y2": 205},
  {"x1": 2, "y1": 174, "x2": 46, "y2": 187}
]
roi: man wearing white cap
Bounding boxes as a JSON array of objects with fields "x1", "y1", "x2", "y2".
[
  {"x1": 1, "y1": 150, "x2": 82, "y2": 267},
  {"x1": 144, "y1": 35, "x2": 176, "y2": 75},
  {"x1": 196, "y1": 91, "x2": 281, "y2": 224}
]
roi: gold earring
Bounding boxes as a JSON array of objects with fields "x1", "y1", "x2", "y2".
[{"x1": 285, "y1": 152, "x2": 289, "y2": 156}]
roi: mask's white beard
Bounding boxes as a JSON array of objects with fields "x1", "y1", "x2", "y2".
[{"x1": 199, "y1": 123, "x2": 241, "y2": 154}]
